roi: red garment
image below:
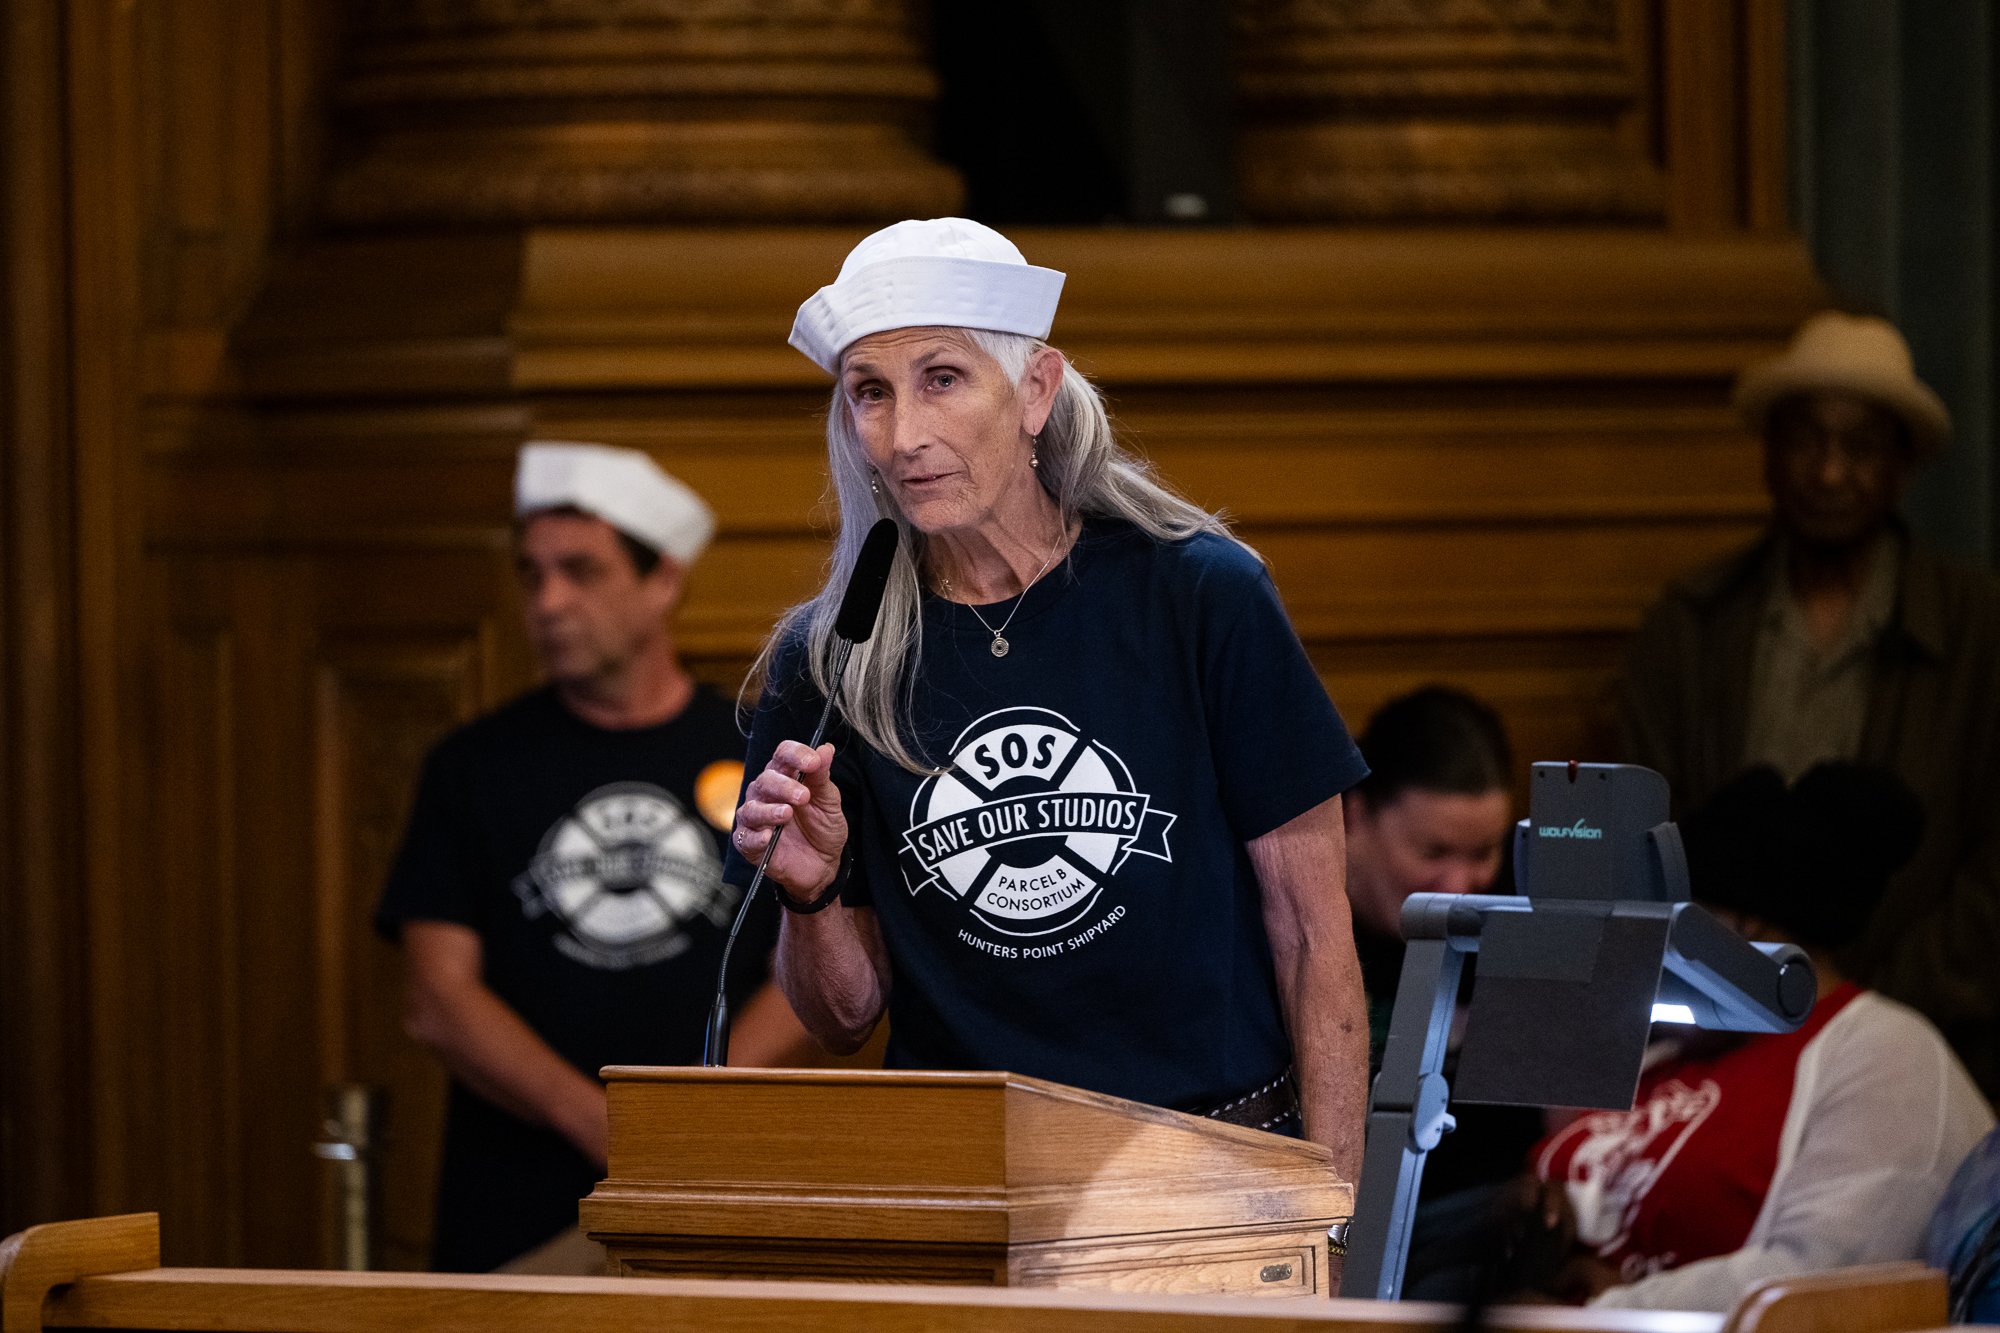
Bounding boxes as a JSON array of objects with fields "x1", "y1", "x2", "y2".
[{"x1": 1532, "y1": 983, "x2": 1863, "y2": 1285}]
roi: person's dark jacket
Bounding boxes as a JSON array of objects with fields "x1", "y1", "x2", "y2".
[{"x1": 1617, "y1": 529, "x2": 2000, "y2": 1099}]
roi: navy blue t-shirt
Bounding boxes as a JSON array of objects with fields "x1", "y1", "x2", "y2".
[
  {"x1": 729, "y1": 518, "x2": 1366, "y2": 1112},
  {"x1": 376, "y1": 684, "x2": 772, "y2": 1272}
]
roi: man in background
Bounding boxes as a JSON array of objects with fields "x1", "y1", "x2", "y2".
[
  {"x1": 1618, "y1": 312, "x2": 2000, "y2": 1099},
  {"x1": 376, "y1": 442, "x2": 816, "y2": 1274}
]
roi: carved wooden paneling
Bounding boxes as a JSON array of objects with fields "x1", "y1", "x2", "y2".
[
  {"x1": 511, "y1": 226, "x2": 1823, "y2": 388},
  {"x1": 128, "y1": 620, "x2": 245, "y2": 1264},
  {"x1": 326, "y1": 0, "x2": 962, "y2": 225},
  {"x1": 1233, "y1": 0, "x2": 1791, "y2": 229},
  {"x1": 313, "y1": 628, "x2": 491, "y2": 1270},
  {"x1": 1659, "y1": 0, "x2": 1791, "y2": 233},
  {"x1": 1235, "y1": 0, "x2": 1663, "y2": 222},
  {"x1": 119, "y1": 553, "x2": 326, "y2": 1270},
  {"x1": 0, "y1": 0, "x2": 95, "y2": 1240}
]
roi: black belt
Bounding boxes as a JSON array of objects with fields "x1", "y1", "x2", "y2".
[{"x1": 1194, "y1": 1067, "x2": 1300, "y2": 1134}]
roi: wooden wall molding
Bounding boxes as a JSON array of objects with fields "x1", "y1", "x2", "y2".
[
  {"x1": 511, "y1": 226, "x2": 1822, "y2": 388},
  {"x1": 1232, "y1": 0, "x2": 1790, "y2": 232},
  {"x1": 324, "y1": 0, "x2": 963, "y2": 225},
  {"x1": 312, "y1": 630, "x2": 492, "y2": 1271},
  {"x1": 1234, "y1": 0, "x2": 1663, "y2": 222},
  {"x1": 152, "y1": 624, "x2": 246, "y2": 1264},
  {"x1": 0, "y1": 0, "x2": 94, "y2": 1238}
]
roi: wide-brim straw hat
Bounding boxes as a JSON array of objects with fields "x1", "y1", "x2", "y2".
[{"x1": 1734, "y1": 311, "x2": 1951, "y2": 458}]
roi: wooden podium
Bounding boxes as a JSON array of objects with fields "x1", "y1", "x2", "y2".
[{"x1": 579, "y1": 1068, "x2": 1352, "y2": 1297}]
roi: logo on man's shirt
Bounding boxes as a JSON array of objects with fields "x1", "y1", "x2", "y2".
[
  {"x1": 900, "y1": 706, "x2": 1175, "y2": 955},
  {"x1": 512, "y1": 782, "x2": 736, "y2": 970},
  {"x1": 1537, "y1": 1077, "x2": 1721, "y2": 1273}
]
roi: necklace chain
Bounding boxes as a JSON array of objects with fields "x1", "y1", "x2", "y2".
[{"x1": 944, "y1": 542, "x2": 1060, "y2": 658}]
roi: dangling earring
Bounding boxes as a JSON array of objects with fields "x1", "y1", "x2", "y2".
[
  {"x1": 871, "y1": 471, "x2": 881, "y2": 494},
  {"x1": 1030, "y1": 434, "x2": 1040, "y2": 468}
]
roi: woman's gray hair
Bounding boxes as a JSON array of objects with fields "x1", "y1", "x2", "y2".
[{"x1": 747, "y1": 328, "x2": 1247, "y2": 774}]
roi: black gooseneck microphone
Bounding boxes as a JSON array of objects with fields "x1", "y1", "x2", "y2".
[{"x1": 701, "y1": 518, "x2": 899, "y2": 1067}]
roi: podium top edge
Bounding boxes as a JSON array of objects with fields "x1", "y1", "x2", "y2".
[
  {"x1": 600, "y1": 1067, "x2": 1024, "y2": 1088},
  {"x1": 597, "y1": 1067, "x2": 1336, "y2": 1163}
]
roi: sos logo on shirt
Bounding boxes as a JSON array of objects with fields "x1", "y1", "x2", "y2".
[
  {"x1": 511, "y1": 781, "x2": 738, "y2": 970},
  {"x1": 900, "y1": 707, "x2": 1176, "y2": 949}
]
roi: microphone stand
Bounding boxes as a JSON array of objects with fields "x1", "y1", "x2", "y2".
[{"x1": 701, "y1": 635, "x2": 852, "y2": 1067}]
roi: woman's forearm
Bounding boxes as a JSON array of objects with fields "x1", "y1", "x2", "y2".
[
  {"x1": 1248, "y1": 793, "x2": 1369, "y2": 1185},
  {"x1": 775, "y1": 902, "x2": 892, "y2": 1053}
]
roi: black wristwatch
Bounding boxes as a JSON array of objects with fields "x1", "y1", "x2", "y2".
[
  {"x1": 771, "y1": 841, "x2": 851, "y2": 914},
  {"x1": 771, "y1": 878, "x2": 842, "y2": 914}
]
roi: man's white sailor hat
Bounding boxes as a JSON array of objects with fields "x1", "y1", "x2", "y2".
[{"x1": 514, "y1": 441, "x2": 716, "y2": 566}]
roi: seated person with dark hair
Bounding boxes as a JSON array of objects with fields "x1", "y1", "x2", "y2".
[
  {"x1": 1348, "y1": 685, "x2": 1514, "y2": 1055},
  {"x1": 1347, "y1": 686, "x2": 1539, "y2": 1198},
  {"x1": 1533, "y1": 762, "x2": 1994, "y2": 1311}
]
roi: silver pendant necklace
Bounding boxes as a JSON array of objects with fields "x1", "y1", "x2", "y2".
[{"x1": 945, "y1": 542, "x2": 1059, "y2": 658}]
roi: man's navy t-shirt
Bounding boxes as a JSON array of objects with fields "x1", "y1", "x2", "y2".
[
  {"x1": 729, "y1": 519, "x2": 1367, "y2": 1112},
  {"x1": 376, "y1": 684, "x2": 772, "y2": 1272}
]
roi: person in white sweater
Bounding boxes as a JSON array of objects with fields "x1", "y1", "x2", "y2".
[
  {"x1": 1541, "y1": 763, "x2": 1994, "y2": 1312},
  {"x1": 1578, "y1": 988, "x2": 1992, "y2": 1310}
]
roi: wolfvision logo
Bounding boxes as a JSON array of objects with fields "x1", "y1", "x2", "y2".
[{"x1": 1539, "y1": 819, "x2": 1605, "y2": 840}]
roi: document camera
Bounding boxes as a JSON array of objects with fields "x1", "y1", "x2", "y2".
[{"x1": 1343, "y1": 762, "x2": 1818, "y2": 1301}]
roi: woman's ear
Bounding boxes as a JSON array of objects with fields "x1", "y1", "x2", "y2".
[{"x1": 1020, "y1": 345, "x2": 1065, "y2": 437}]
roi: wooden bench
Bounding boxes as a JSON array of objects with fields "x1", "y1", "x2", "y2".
[{"x1": 0, "y1": 1214, "x2": 1952, "y2": 1333}]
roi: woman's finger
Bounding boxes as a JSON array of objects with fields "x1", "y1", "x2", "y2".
[
  {"x1": 768, "y1": 738, "x2": 826, "y2": 777},
  {"x1": 743, "y1": 768, "x2": 811, "y2": 807},
  {"x1": 736, "y1": 798, "x2": 797, "y2": 829}
]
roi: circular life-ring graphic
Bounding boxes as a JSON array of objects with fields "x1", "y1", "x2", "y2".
[
  {"x1": 900, "y1": 707, "x2": 1175, "y2": 938},
  {"x1": 512, "y1": 781, "x2": 736, "y2": 970}
]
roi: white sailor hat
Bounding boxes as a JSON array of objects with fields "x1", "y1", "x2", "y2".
[
  {"x1": 514, "y1": 441, "x2": 716, "y2": 566},
  {"x1": 788, "y1": 218, "x2": 1067, "y2": 374}
]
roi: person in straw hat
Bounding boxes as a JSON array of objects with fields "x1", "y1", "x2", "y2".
[
  {"x1": 376, "y1": 443, "x2": 817, "y2": 1274},
  {"x1": 727, "y1": 218, "x2": 1373, "y2": 1178},
  {"x1": 1617, "y1": 311, "x2": 2000, "y2": 1101}
]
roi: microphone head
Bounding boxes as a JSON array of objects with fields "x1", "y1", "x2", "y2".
[{"x1": 834, "y1": 519, "x2": 900, "y2": 642}]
